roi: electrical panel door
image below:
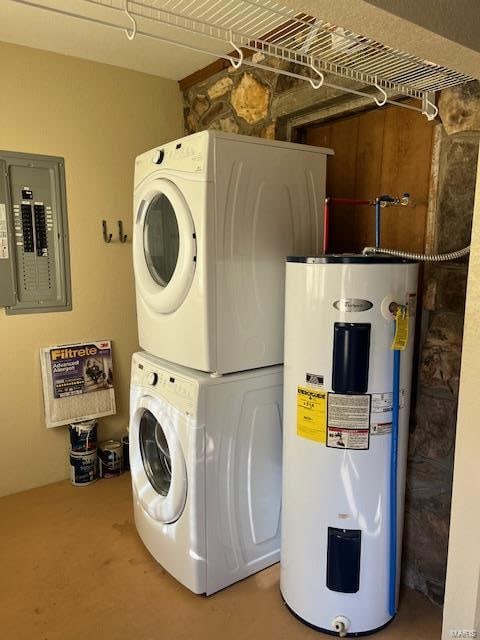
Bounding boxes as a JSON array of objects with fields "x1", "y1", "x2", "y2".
[
  {"x1": 0, "y1": 159, "x2": 16, "y2": 306},
  {"x1": 0, "y1": 151, "x2": 71, "y2": 314}
]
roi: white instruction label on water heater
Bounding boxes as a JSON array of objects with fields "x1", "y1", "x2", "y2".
[
  {"x1": 371, "y1": 390, "x2": 406, "y2": 413},
  {"x1": 326, "y1": 393, "x2": 370, "y2": 450}
]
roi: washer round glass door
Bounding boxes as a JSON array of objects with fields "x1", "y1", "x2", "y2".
[
  {"x1": 133, "y1": 178, "x2": 196, "y2": 314},
  {"x1": 139, "y1": 409, "x2": 173, "y2": 496},
  {"x1": 130, "y1": 396, "x2": 187, "y2": 523}
]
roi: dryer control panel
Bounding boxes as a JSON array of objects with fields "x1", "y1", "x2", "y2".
[
  {"x1": 134, "y1": 133, "x2": 209, "y2": 184},
  {"x1": 150, "y1": 139, "x2": 205, "y2": 173},
  {"x1": 0, "y1": 150, "x2": 71, "y2": 314}
]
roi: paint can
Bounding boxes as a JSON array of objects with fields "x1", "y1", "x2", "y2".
[
  {"x1": 98, "y1": 440, "x2": 123, "y2": 478},
  {"x1": 70, "y1": 450, "x2": 97, "y2": 486},
  {"x1": 121, "y1": 433, "x2": 129, "y2": 471},
  {"x1": 69, "y1": 419, "x2": 97, "y2": 453}
]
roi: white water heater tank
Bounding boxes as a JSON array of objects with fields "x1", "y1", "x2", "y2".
[{"x1": 281, "y1": 255, "x2": 418, "y2": 636}]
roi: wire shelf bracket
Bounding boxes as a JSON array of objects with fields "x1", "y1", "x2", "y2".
[{"x1": 9, "y1": 0, "x2": 476, "y2": 119}]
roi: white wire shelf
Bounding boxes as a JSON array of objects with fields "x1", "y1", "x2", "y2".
[{"x1": 10, "y1": 0, "x2": 476, "y2": 119}]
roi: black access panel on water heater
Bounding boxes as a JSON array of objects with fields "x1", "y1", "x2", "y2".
[{"x1": 0, "y1": 151, "x2": 71, "y2": 314}]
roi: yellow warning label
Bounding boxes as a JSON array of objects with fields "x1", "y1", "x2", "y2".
[
  {"x1": 297, "y1": 386, "x2": 327, "y2": 443},
  {"x1": 392, "y1": 307, "x2": 409, "y2": 351}
]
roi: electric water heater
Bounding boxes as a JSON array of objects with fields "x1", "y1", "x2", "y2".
[{"x1": 281, "y1": 255, "x2": 419, "y2": 636}]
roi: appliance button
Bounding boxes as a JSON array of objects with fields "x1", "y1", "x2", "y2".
[
  {"x1": 152, "y1": 149, "x2": 165, "y2": 165},
  {"x1": 147, "y1": 372, "x2": 158, "y2": 386}
]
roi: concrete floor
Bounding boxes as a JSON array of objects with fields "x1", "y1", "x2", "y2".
[{"x1": 0, "y1": 474, "x2": 442, "y2": 640}]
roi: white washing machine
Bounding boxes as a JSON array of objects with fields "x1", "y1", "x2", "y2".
[
  {"x1": 133, "y1": 131, "x2": 332, "y2": 374},
  {"x1": 129, "y1": 351, "x2": 283, "y2": 595}
]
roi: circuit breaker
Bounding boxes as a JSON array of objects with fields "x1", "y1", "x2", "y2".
[{"x1": 0, "y1": 151, "x2": 71, "y2": 314}]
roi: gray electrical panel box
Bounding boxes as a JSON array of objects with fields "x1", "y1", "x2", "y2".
[{"x1": 0, "y1": 151, "x2": 71, "y2": 314}]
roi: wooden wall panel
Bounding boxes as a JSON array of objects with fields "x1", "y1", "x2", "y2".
[
  {"x1": 303, "y1": 104, "x2": 434, "y2": 254},
  {"x1": 353, "y1": 109, "x2": 386, "y2": 251}
]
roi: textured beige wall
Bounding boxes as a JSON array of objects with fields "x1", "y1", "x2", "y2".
[
  {"x1": 0, "y1": 42, "x2": 183, "y2": 496},
  {"x1": 442, "y1": 148, "x2": 480, "y2": 638}
]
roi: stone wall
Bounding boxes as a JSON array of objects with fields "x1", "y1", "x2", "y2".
[
  {"x1": 182, "y1": 66, "x2": 479, "y2": 606},
  {"x1": 403, "y1": 82, "x2": 479, "y2": 605},
  {"x1": 182, "y1": 54, "x2": 371, "y2": 139},
  {"x1": 183, "y1": 58, "x2": 277, "y2": 138}
]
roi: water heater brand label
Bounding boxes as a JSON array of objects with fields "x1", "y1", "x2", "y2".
[
  {"x1": 333, "y1": 298, "x2": 373, "y2": 312},
  {"x1": 327, "y1": 393, "x2": 371, "y2": 450},
  {"x1": 296, "y1": 386, "x2": 327, "y2": 443}
]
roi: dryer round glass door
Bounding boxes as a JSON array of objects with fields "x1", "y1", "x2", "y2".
[
  {"x1": 130, "y1": 396, "x2": 187, "y2": 524},
  {"x1": 143, "y1": 194, "x2": 180, "y2": 288},
  {"x1": 133, "y1": 178, "x2": 196, "y2": 314}
]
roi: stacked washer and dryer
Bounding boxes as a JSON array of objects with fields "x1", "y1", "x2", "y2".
[{"x1": 129, "y1": 131, "x2": 331, "y2": 594}]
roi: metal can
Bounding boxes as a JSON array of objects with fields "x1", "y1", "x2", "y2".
[
  {"x1": 70, "y1": 450, "x2": 97, "y2": 486},
  {"x1": 98, "y1": 440, "x2": 123, "y2": 478},
  {"x1": 121, "y1": 433, "x2": 129, "y2": 471},
  {"x1": 69, "y1": 419, "x2": 98, "y2": 453}
]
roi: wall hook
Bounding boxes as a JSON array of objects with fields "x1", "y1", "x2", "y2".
[
  {"x1": 373, "y1": 77, "x2": 388, "y2": 107},
  {"x1": 422, "y1": 93, "x2": 438, "y2": 121},
  {"x1": 309, "y1": 58, "x2": 324, "y2": 89},
  {"x1": 124, "y1": 1, "x2": 137, "y2": 41},
  {"x1": 118, "y1": 220, "x2": 128, "y2": 243},
  {"x1": 228, "y1": 31, "x2": 243, "y2": 69},
  {"x1": 102, "y1": 220, "x2": 112, "y2": 243}
]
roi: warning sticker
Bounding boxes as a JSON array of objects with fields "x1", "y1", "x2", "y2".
[
  {"x1": 0, "y1": 204, "x2": 8, "y2": 259},
  {"x1": 327, "y1": 427, "x2": 369, "y2": 449},
  {"x1": 371, "y1": 421, "x2": 392, "y2": 436},
  {"x1": 327, "y1": 393, "x2": 371, "y2": 450},
  {"x1": 297, "y1": 386, "x2": 327, "y2": 443},
  {"x1": 371, "y1": 390, "x2": 406, "y2": 413},
  {"x1": 392, "y1": 308, "x2": 409, "y2": 351},
  {"x1": 306, "y1": 372, "x2": 324, "y2": 388}
]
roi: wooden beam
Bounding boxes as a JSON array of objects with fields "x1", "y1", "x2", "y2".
[
  {"x1": 179, "y1": 58, "x2": 230, "y2": 92},
  {"x1": 178, "y1": 47, "x2": 254, "y2": 92}
]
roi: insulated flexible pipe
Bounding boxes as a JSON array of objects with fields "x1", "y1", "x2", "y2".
[
  {"x1": 362, "y1": 246, "x2": 470, "y2": 261},
  {"x1": 389, "y1": 347, "x2": 401, "y2": 617}
]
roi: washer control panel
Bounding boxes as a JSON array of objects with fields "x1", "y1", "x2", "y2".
[
  {"x1": 142, "y1": 364, "x2": 196, "y2": 415},
  {"x1": 147, "y1": 371, "x2": 158, "y2": 386}
]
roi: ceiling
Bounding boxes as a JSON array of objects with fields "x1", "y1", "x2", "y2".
[
  {"x1": 1, "y1": 0, "x2": 479, "y2": 83},
  {"x1": 287, "y1": 0, "x2": 480, "y2": 79},
  {"x1": 0, "y1": 0, "x2": 229, "y2": 80}
]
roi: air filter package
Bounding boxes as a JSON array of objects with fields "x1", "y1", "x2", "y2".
[{"x1": 40, "y1": 340, "x2": 116, "y2": 428}]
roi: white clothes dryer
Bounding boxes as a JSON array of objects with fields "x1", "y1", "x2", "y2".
[
  {"x1": 129, "y1": 351, "x2": 283, "y2": 595},
  {"x1": 133, "y1": 131, "x2": 332, "y2": 374}
]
